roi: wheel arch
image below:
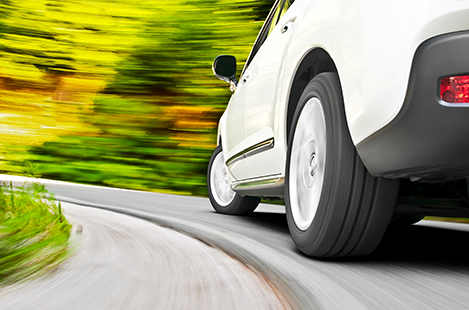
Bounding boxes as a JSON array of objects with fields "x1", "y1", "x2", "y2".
[{"x1": 286, "y1": 48, "x2": 338, "y2": 139}]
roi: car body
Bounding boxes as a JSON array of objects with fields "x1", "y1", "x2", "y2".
[{"x1": 207, "y1": 0, "x2": 469, "y2": 257}]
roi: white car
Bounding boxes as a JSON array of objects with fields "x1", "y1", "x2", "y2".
[{"x1": 207, "y1": 0, "x2": 469, "y2": 257}]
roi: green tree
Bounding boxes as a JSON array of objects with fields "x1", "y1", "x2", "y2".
[{"x1": 4, "y1": 0, "x2": 276, "y2": 196}]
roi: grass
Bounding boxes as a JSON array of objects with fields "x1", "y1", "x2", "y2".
[
  {"x1": 0, "y1": 182, "x2": 72, "y2": 287},
  {"x1": 425, "y1": 216, "x2": 469, "y2": 224}
]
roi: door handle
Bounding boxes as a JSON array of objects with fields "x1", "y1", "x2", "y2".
[
  {"x1": 242, "y1": 72, "x2": 251, "y2": 84},
  {"x1": 281, "y1": 16, "x2": 297, "y2": 34}
]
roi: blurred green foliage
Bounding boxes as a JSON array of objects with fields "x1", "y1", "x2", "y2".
[
  {"x1": 0, "y1": 0, "x2": 275, "y2": 195},
  {"x1": 0, "y1": 182, "x2": 71, "y2": 286}
]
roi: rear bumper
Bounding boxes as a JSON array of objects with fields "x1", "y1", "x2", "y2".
[{"x1": 356, "y1": 31, "x2": 469, "y2": 181}]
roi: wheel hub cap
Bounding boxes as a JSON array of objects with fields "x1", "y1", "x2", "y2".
[
  {"x1": 289, "y1": 98, "x2": 326, "y2": 231},
  {"x1": 210, "y1": 151, "x2": 236, "y2": 207},
  {"x1": 309, "y1": 153, "x2": 317, "y2": 177}
]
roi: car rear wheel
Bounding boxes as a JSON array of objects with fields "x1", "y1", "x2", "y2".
[
  {"x1": 285, "y1": 73, "x2": 399, "y2": 257},
  {"x1": 207, "y1": 145, "x2": 260, "y2": 215}
]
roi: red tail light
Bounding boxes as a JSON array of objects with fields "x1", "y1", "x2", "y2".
[{"x1": 440, "y1": 75, "x2": 469, "y2": 104}]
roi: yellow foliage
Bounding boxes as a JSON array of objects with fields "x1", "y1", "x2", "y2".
[{"x1": 0, "y1": 60, "x2": 43, "y2": 84}]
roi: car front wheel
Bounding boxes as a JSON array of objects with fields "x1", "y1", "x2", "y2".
[{"x1": 207, "y1": 145, "x2": 260, "y2": 215}]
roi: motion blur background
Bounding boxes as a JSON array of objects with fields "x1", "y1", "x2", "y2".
[{"x1": 0, "y1": 0, "x2": 275, "y2": 196}]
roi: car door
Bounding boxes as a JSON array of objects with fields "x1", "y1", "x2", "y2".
[{"x1": 225, "y1": 0, "x2": 297, "y2": 181}]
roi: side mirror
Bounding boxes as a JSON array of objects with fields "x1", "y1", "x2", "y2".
[{"x1": 212, "y1": 55, "x2": 238, "y2": 91}]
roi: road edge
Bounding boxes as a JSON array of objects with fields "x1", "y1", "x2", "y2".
[{"x1": 55, "y1": 195, "x2": 316, "y2": 310}]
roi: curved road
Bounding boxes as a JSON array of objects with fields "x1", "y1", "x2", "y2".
[
  {"x1": 4, "y1": 176, "x2": 469, "y2": 309},
  {"x1": 0, "y1": 202, "x2": 289, "y2": 310}
]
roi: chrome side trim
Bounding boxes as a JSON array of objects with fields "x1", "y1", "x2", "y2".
[
  {"x1": 226, "y1": 138, "x2": 274, "y2": 167},
  {"x1": 233, "y1": 177, "x2": 284, "y2": 190}
]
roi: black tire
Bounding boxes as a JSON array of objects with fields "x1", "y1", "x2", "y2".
[
  {"x1": 285, "y1": 73, "x2": 399, "y2": 257},
  {"x1": 207, "y1": 145, "x2": 260, "y2": 215}
]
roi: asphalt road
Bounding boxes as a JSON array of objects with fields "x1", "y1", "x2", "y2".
[
  {"x1": 4, "y1": 176, "x2": 469, "y2": 309},
  {"x1": 0, "y1": 202, "x2": 289, "y2": 310}
]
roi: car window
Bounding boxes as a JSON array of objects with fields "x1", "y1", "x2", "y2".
[
  {"x1": 243, "y1": 0, "x2": 295, "y2": 73},
  {"x1": 268, "y1": 0, "x2": 294, "y2": 36},
  {"x1": 267, "y1": 2, "x2": 283, "y2": 36},
  {"x1": 280, "y1": 0, "x2": 294, "y2": 19}
]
